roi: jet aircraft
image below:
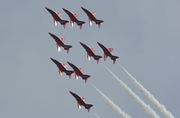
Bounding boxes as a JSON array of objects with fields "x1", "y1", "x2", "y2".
[
  {"x1": 45, "y1": 7, "x2": 69, "y2": 28},
  {"x1": 50, "y1": 58, "x2": 74, "y2": 78},
  {"x1": 97, "y1": 42, "x2": 119, "y2": 64},
  {"x1": 81, "y1": 7, "x2": 104, "y2": 28},
  {"x1": 69, "y1": 91, "x2": 93, "y2": 112},
  {"x1": 48, "y1": 32, "x2": 72, "y2": 53},
  {"x1": 62, "y1": 8, "x2": 85, "y2": 29},
  {"x1": 80, "y1": 42, "x2": 102, "y2": 64},
  {"x1": 67, "y1": 61, "x2": 90, "y2": 83}
]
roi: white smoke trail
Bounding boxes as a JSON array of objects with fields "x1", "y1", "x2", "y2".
[
  {"x1": 119, "y1": 64, "x2": 175, "y2": 118},
  {"x1": 93, "y1": 112, "x2": 100, "y2": 118},
  {"x1": 91, "y1": 83, "x2": 131, "y2": 118},
  {"x1": 104, "y1": 65, "x2": 159, "y2": 118}
]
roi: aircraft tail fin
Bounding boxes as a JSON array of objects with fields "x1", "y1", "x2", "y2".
[
  {"x1": 110, "y1": 55, "x2": 119, "y2": 64},
  {"x1": 93, "y1": 55, "x2": 102, "y2": 64},
  {"x1": 65, "y1": 70, "x2": 74, "y2": 79},
  {"x1": 61, "y1": 20, "x2": 69, "y2": 29},
  {"x1": 95, "y1": 19, "x2": 104, "y2": 28},
  {"x1": 82, "y1": 74, "x2": 91, "y2": 83},
  {"x1": 63, "y1": 45, "x2": 72, "y2": 54},
  {"x1": 84, "y1": 104, "x2": 93, "y2": 112},
  {"x1": 77, "y1": 21, "x2": 85, "y2": 29}
]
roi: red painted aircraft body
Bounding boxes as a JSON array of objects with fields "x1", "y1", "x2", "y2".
[
  {"x1": 81, "y1": 7, "x2": 104, "y2": 28},
  {"x1": 50, "y1": 58, "x2": 74, "y2": 78},
  {"x1": 80, "y1": 42, "x2": 102, "y2": 64},
  {"x1": 97, "y1": 42, "x2": 119, "y2": 64},
  {"x1": 45, "y1": 7, "x2": 69, "y2": 28},
  {"x1": 67, "y1": 61, "x2": 90, "y2": 83},
  {"x1": 69, "y1": 91, "x2": 93, "y2": 112},
  {"x1": 62, "y1": 8, "x2": 85, "y2": 29},
  {"x1": 48, "y1": 32, "x2": 72, "y2": 53}
]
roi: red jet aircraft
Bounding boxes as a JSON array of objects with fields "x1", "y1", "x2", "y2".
[
  {"x1": 50, "y1": 58, "x2": 74, "y2": 78},
  {"x1": 97, "y1": 42, "x2": 119, "y2": 64},
  {"x1": 67, "y1": 61, "x2": 90, "y2": 83},
  {"x1": 48, "y1": 32, "x2": 72, "y2": 53},
  {"x1": 81, "y1": 7, "x2": 104, "y2": 28},
  {"x1": 80, "y1": 42, "x2": 102, "y2": 64},
  {"x1": 69, "y1": 91, "x2": 93, "y2": 112},
  {"x1": 45, "y1": 7, "x2": 69, "y2": 28},
  {"x1": 62, "y1": 8, "x2": 85, "y2": 29}
]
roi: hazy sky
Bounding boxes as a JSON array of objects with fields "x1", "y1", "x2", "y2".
[{"x1": 1, "y1": 0, "x2": 180, "y2": 118}]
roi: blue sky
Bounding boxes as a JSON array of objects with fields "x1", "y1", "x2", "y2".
[{"x1": 0, "y1": 0, "x2": 180, "y2": 117}]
